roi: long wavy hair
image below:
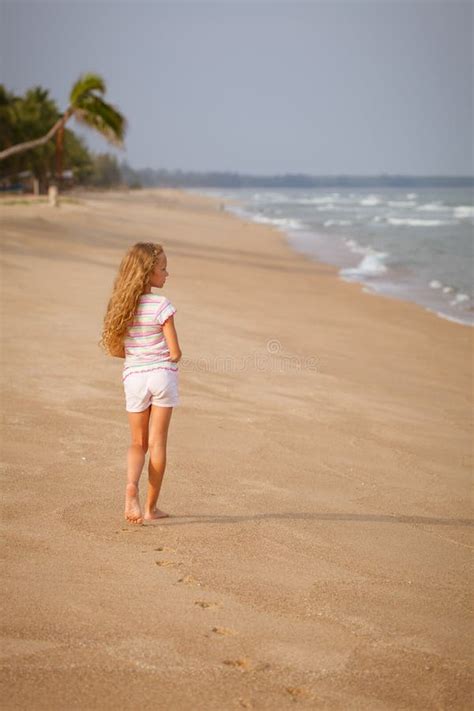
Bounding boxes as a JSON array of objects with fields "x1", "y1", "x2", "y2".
[{"x1": 99, "y1": 242, "x2": 164, "y2": 357}]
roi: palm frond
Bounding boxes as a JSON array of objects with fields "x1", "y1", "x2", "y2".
[
  {"x1": 74, "y1": 95, "x2": 127, "y2": 146},
  {"x1": 69, "y1": 73, "x2": 106, "y2": 106}
]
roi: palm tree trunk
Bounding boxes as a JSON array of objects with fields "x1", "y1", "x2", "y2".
[
  {"x1": 55, "y1": 123, "x2": 64, "y2": 187},
  {"x1": 0, "y1": 109, "x2": 73, "y2": 161}
]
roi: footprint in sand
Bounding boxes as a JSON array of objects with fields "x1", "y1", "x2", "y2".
[
  {"x1": 177, "y1": 574, "x2": 202, "y2": 586},
  {"x1": 222, "y1": 657, "x2": 252, "y2": 671},
  {"x1": 285, "y1": 686, "x2": 312, "y2": 700},
  {"x1": 212, "y1": 626, "x2": 237, "y2": 636},
  {"x1": 194, "y1": 600, "x2": 220, "y2": 609},
  {"x1": 155, "y1": 559, "x2": 177, "y2": 567}
]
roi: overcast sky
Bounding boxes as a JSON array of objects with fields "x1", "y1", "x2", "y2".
[{"x1": 1, "y1": 0, "x2": 472, "y2": 175}]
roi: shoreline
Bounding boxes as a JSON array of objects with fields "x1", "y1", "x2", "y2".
[
  {"x1": 1, "y1": 187, "x2": 472, "y2": 709},
  {"x1": 186, "y1": 186, "x2": 474, "y2": 330}
]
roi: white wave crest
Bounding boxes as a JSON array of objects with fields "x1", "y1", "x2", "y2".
[
  {"x1": 344, "y1": 238, "x2": 369, "y2": 255},
  {"x1": 340, "y1": 251, "x2": 389, "y2": 278},
  {"x1": 387, "y1": 217, "x2": 454, "y2": 227},
  {"x1": 417, "y1": 202, "x2": 446, "y2": 212},
  {"x1": 324, "y1": 219, "x2": 353, "y2": 226},
  {"x1": 359, "y1": 194, "x2": 382, "y2": 206},
  {"x1": 450, "y1": 293, "x2": 470, "y2": 305},
  {"x1": 252, "y1": 214, "x2": 304, "y2": 231},
  {"x1": 454, "y1": 205, "x2": 474, "y2": 219}
]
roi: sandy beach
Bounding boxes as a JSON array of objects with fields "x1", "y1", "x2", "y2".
[{"x1": 1, "y1": 187, "x2": 472, "y2": 710}]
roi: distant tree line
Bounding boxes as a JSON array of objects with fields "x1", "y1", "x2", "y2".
[{"x1": 119, "y1": 164, "x2": 473, "y2": 189}]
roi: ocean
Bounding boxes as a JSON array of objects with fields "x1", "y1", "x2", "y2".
[{"x1": 190, "y1": 186, "x2": 473, "y2": 327}]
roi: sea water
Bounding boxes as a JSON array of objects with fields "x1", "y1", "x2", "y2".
[{"x1": 191, "y1": 186, "x2": 474, "y2": 327}]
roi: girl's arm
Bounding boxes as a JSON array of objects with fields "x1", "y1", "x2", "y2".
[{"x1": 162, "y1": 316, "x2": 182, "y2": 363}]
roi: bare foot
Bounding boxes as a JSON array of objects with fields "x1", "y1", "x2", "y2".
[
  {"x1": 125, "y1": 483, "x2": 143, "y2": 524},
  {"x1": 144, "y1": 508, "x2": 169, "y2": 521}
]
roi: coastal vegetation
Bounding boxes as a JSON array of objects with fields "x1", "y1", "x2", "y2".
[{"x1": 0, "y1": 74, "x2": 126, "y2": 193}]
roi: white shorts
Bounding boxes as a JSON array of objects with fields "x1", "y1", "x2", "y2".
[{"x1": 123, "y1": 367, "x2": 180, "y2": 412}]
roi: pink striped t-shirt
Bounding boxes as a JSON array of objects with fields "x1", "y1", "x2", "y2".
[{"x1": 122, "y1": 293, "x2": 178, "y2": 382}]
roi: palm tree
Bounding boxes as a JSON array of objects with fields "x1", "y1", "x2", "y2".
[{"x1": 0, "y1": 74, "x2": 127, "y2": 184}]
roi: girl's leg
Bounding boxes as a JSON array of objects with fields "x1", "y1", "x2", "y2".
[
  {"x1": 144, "y1": 405, "x2": 173, "y2": 520},
  {"x1": 125, "y1": 407, "x2": 151, "y2": 524}
]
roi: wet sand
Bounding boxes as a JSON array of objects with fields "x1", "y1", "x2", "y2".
[{"x1": 1, "y1": 187, "x2": 472, "y2": 710}]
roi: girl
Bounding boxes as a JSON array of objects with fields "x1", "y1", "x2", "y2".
[{"x1": 99, "y1": 242, "x2": 182, "y2": 524}]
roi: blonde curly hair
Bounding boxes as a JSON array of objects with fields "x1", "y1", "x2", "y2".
[{"x1": 99, "y1": 242, "x2": 164, "y2": 357}]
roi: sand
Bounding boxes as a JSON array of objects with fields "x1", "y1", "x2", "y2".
[{"x1": 1, "y1": 187, "x2": 472, "y2": 710}]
